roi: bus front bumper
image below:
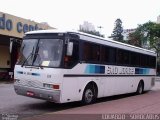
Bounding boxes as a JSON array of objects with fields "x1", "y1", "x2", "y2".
[{"x1": 14, "y1": 84, "x2": 61, "y2": 103}]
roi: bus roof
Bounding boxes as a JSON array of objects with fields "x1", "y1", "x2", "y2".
[{"x1": 26, "y1": 29, "x2": 156, "y2": 56}]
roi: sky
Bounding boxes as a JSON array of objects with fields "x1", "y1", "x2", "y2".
[{"x1": 0, "y1": 0, "x2": 160, "y2": 37}]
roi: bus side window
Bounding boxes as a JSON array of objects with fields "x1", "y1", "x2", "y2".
[
  {"x1": 100, "y1": 46, "x2": 116, "y2": 64},
  {"x1": 82, "y1": 42, "x2": 100, "y2": 63},
  {"x1": 117, "y1": 49, "x2": 129, "y2": 65},
  {"x1": 150, "y1": 56, "x2": 156, "y2": 68},
  {"x1": 83, "y1": 43, "x2": 91, "y2": 61},
  {"x1": 117, "y1": 49, "x2": 123, "y2": 65},
  {"x1": 130, "y1": 52, "x2": 140, "y2": 67},
  {"x1": 92, "y1": 44, "x2": 100, "y2": 62}
]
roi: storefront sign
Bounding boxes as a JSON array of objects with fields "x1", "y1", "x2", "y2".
[
  {"x1": 0, "y1": 14, "x2": 43, "y2": 33},
  {"x1": 0, "y1": 12, "x2": 53, "y2": 38}
]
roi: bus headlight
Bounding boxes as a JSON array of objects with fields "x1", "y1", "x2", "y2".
[
  {"x1": 43, "y1": 83, "x2": 52, "y2": 89},
  {"x1": 14, "y1": 79, "x2": 20, "y2": 83}
]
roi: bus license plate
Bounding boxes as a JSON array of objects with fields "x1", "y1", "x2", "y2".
[{"x1": 27, "y1": 91, "x2": 35, "y2": 96}]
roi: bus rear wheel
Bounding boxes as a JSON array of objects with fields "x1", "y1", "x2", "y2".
[
  {"x1": 136, "y1": 81, "x2": 144, "y2": 95},
  {"x1": 82, "y1": 85, "x2": 96, "y2": 105}
]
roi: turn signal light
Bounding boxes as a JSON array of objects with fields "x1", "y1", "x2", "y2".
[{"x1": 53, "y1": 85, "x2": 60, "y2": 90}]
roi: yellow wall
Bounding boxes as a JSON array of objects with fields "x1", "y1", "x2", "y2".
[
  {"x1": 0, "y1": 45, "x2": 10, "y2": 68},
  {"x1": 0, "y1": 12, "x2": 54, "y2": 38},
  {"x1": 0, "y1": 11, "x2": 55, "y2": 69}
]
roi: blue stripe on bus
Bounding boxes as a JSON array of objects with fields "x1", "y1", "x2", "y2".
[
  {"x1": 85, "y1": 65, "x2": 105, "y2": 74},
  {"x1": 31, "y1": 73, "x2": 40, "y2": 76},
  {"x1": 17, "y1": 71, "x2": 40, "y2": 76},
  {"x1": 135, "y1": 68, "x2": 149, "y2": 75},
  {"x1": 17, "y1": 71, "x2": 23, "y2": 74}
]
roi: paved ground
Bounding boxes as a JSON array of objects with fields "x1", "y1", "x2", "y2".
[
  {"x1": 0, "y1": 83, "x2": 84, "y2": 119},
  {"x1": 26, "y1": 80, "x2": 160, "y2": 120},
  {"x1": 1, "y1": 78, "x2": 160, "y2": 120}
]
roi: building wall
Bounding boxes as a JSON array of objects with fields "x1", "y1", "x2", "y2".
[
  {"x1": 157, "y1": 15, "x2": 160, "y2": 24},
  {"x1": 79, "y1": 21, "x2": 96, "y2": 32},
  {"x1": 0, "y1": 11, "x2": 54, "y2": 71},
  {"x1": 0, "y1": 12, "x2": 54, "y2": 38},
  {"x1": 122, "y1": 29, "x2": 136, "y2": 41},
  {"x1": 0, "y1": 45, "x2": 10, "y2": 68}
]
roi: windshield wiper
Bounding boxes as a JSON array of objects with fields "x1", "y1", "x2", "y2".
[
  {"x1": 31, "y1": 46, "x2": 43, "y2": 69},
  {"x1": 21, "y1": 44, "x2": 25, "y2": 52},
  {"x1": 21, "y1": 47, "x2": 35, "y2": 67},
  {"x1": 37, "y1": 54, "x2": 44, "y2": 69},
  {"x1": 32, "y1": 52, "x2": 43, "y2": 69},
  {"x1": 37, "y1": 53, "x2": 43, "y2": 69}
]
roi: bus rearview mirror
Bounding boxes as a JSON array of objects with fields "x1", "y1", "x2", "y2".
[{"x1": 67, "y1": 42, "x2": 73, "y2": 56}]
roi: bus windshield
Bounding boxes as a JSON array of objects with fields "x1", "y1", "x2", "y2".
[{"x1": 18, "y1": 39, "x2": 63, "y2": 67}]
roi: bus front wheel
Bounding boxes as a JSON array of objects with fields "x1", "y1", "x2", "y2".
[{"x1": 82, "y1": 84, "x2": 97, "y2": 105}]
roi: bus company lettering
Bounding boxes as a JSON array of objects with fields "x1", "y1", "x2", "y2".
[{"x1": 106, "y1": 66, "x2": 135, "y2": 75}]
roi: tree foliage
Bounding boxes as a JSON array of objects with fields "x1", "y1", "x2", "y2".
[
  {"x1": 128, "y1": 21, "x2": 160, "y2": 56},
  {"x1": 146, "y1": 22, "x2": 160, "y2": 54},
  {"x1": 128, "y1": 31, "x2": 142, "y2": 47},
  {"x1": 79, "y1": 29, "x2": 104, "y2": 37},
  {"x1": 110, "y1": 18, "x2": 124, "y2": 41}
]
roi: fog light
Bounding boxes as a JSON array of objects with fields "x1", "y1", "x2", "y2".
[
  {"x1": 48, "y1": 95, "x2": 53, "y2": 99},
  {"x1": 14, "y1": 79, "x2": 20, "y2": 83}
]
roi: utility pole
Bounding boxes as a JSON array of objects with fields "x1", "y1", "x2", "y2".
[{"x1": 97, "y1": 26, "x2": 103, "y2": 33}]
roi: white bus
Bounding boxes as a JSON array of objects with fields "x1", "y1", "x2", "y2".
[{"x1": 14, "y1": 30, "x2": 157, "y2": 104}]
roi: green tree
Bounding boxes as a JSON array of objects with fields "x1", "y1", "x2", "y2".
[
  {"x1": 128, "y1": 30, "x2": 142, "y2": 47},
  {"x1": 146, "y1": 23, "x2": 160, "y2": 55},
  {"x1": 110, "y1": 18, "x2": 124, "y2": 42},
  {"x1": 79, "y1": 28, "x2": 104, "y2": 37},
  {"x1": 129, "y1": 21, "x2": 160, "y2": 55}
]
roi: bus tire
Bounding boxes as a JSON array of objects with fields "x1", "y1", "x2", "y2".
[
  {"x1": 82, "y1": 84, "x2": 97, "y2": 105},
  {"x1": 136, "y1": 81, "x2": 144, "y2": 95}
]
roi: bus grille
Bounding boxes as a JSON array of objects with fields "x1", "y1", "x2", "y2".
[{"x1": 19, "y1": 79, "x2": 43, "y2": 88}]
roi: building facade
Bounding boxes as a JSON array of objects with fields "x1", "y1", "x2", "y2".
[
  {"x1": 0, "y1": 12, "x2": 54, "y2": 79},
  {"x1": 122, "y1": 28, "x2": 136, "y2": 41},
  {"x1": 157, "y1": 15, "x2": 160, "y2": 24},
  {"x1": 79, "y1": 21, "x2": 96, "y2": 32}
]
